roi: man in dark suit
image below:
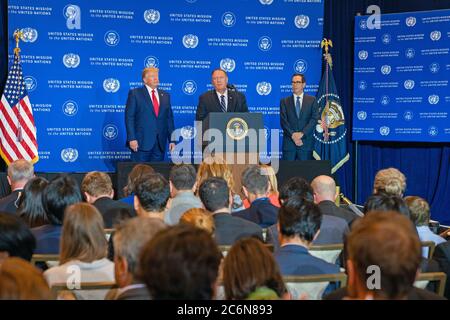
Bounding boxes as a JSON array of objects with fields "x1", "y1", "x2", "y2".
[
  {"x1": 125, "y1": 67, "x2": 175, "y2": 162},
  {"x1": 81, "y1": 172, "x2": 135, "y2": 228},
  {"x1": 112, "y1": 217, "x2": 166, "y2": 300},
  {"x1": 311, "y1": 175, "x2": 360, "y2": 225},
  {"x1": 232, "y1": 165, "x2": 278, "y2": 228},
  {"x1": 280, "y1": 73, "x2": 320, "y2": 160},
  {"x1": 0, "y1": 159, "x2": 34, "y2": 214},
  {"x1": 195, "y1": 68, "x2": 248, "y2": 122},
  {"x1": 199, "y1": 177, "x2": 263, "y2": 245}
]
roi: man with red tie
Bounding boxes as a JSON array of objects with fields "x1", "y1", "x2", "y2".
[{"x1": 125, "y1": 67, "x2": 175, "y2": 162}]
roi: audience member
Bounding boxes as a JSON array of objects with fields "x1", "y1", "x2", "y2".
[
  {"x1": 223, "y1": 237, "x2": 287, "y2": 300},
  {"x1": 373, "y1": 167, "x2": 406, "y2": 197},
  {"x1": 0, "y1": 159, "x2": 34, "y2": 214},
  {"x1": 139, "y1": 224, "x2": 222, "y2": 299},
  {"x1": 16, "y1": 177, "x2": 49, "y2": 228},
  {"x1": 0, "y1": 212, "x2": 36, "y2": 262},
  {"x1": 134, "y1": 173, "x2": 170, "y2": 221},
  {"x1": 165, "y1": 164, "x2": 202, "y2": 225},
  {"x1": 199, "y1": 177, "x2": 263, "y2": 245},
  {"x1": 112, "y1": 217, "x2": 167, "y2": 300},
  {"x1": 363, "y1": 193, "x2": 410, "y2": 217},
  {"x1": 233, "y1": 165, "x2": 278, "y2": 228},
  {"x1": 121, "y1": 164, "x2": 155, "y2": 205},
  {"x1": 243, "y1": 164, "x2": 280, "y2": 208},
  {"x1": 31, "y1": 175, "x2": 82, "y2": 254},
  {"x1": 44, "y1": 203, "x2": 114, "y2": 300},
  {"x1": 180, "y1": 208, "x2": 215, "y2": 235},
  {"x1": 82, "y1": 171, "x2": 135, "y2": 228}
]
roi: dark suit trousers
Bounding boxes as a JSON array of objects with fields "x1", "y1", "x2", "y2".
[
  {"x1": 131, "y1": 138, "x2": 165, "y2": 162},
  {"x1": 282, "y1": 149, "x2": 313, "y2": 160}
]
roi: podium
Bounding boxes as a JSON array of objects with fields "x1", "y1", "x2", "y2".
[{"x1": 199, "y1": 112, "x2": 265, "y2": 194}]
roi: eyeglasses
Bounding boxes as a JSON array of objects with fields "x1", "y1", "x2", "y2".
[{"x1": 291, "y1": 81, "x2": 304, "y2": 84}]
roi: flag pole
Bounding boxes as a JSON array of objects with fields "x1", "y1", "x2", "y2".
[{"x1": 13, "y1": 29, "x2": 23, "y2": 142}]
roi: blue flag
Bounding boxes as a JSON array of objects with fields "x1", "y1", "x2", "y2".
[{"x1": 312, "y1": 47, "x2": 349, "y2": 173}]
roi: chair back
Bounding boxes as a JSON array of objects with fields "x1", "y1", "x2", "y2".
[
  {"x1": 283, "y1": 273, "x2": 347, "y2": 300},
  {"x1": 309, "y1": 244, "x2": 344, "y2": 264}
]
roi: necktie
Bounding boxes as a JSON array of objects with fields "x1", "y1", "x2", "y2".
[
  {"x1": 152, "y1": 90, "x2": 159, "y2": 117},
  {"x1": 220, "y1": 95, "x2": 227, "y2": 113},
  {"x1": 295, "y1": 96, "x2": 301, "y2": 118}
]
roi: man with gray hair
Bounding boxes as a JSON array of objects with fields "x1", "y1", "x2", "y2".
[
  {"x1": 0, "y1": 159, "x2": 34, "y2": 214},
  {"x1": 112, "y1": 217, "x2": 167, "y2": 300}
]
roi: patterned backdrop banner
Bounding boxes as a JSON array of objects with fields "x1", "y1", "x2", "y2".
[
  {"x1": 8, "y1": 0, "x2": 324, "y2": 172},
  {"x1": 353, "y1": 9, "x2": 450, "y2": 142}
]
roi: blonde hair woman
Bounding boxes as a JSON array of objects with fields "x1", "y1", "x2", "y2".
[
  {"x1": 373, "y1": 168, "x2": 406, "y2": 197},
  {"x1": 44, "y1": 203, "x2": 114, "y2": 300}
]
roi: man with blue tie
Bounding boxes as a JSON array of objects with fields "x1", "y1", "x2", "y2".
[
  {"x1": 195, "y1": 68, "x2": 248, "y2": 122},
  {"x1": 280, "y1": 73, "x2": 320, "y2": 160},
  {"x1": 125, "y1": 67, "x2": 175, "y2": 162}
]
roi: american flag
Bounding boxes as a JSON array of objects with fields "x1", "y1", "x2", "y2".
[{"x1": 0, "y1": 51, "x2": 38, "y2": 165}]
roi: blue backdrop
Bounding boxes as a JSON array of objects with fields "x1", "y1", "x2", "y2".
[
  {"x1": 7, "y1": 0, "x2": 324, "y2": 172},
  {"x1": 353, "y1": 9, "x2": 450, "y2": 142}
]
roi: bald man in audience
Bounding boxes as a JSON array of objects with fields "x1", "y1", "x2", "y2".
[
  {"x1": 311, "y1": 175, "x2": 359, "y2": 225},
  {"x1": 0, "y1": 159, "x2": 34, "y2": 214}
]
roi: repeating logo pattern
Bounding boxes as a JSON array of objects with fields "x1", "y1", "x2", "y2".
[
  {"x1": 103, "y1": 124, "x2": 118, "y2": 140},
  {"x1": 294, "y1": 15, "x2": 310, "y2": 29},
  {"x1": 144, "y1": 9, "x2": 160, "y2": 24},
  {"x1": 61, "y1": 148, "x2": 79, "y2": 162},
  {"x1": 63, "y1": 53, "x2": 80, "y2": 68},
  {"x1": 20, "y1": 28, "x2": 38, "y2": 43},
  {"x1": 104, "y1": 31, "x2": 120, "y2": 46},
  {"x1": 103, "y1": 78, "x2": 120, "y2": 93},
  {"x1": 182, "y1": 34, "x2": 199, "y2": 48},
  {"x1": 222, "y1": 12, "x2": 236, "y2": 27},
  {"x1": 256, "y1": 82, "x2": 272, "y2": 96},
  {"x1": 182, "y1": 80, "x2": 197, "y2": 95},
  {"x1": 258, "y1": 36, "x2": 272, "y2": 51},
  {"x1": 220, "y1": 58, "x2": 236, "y2": 72},
  {"x1": 62, "y1": 100, "x2": 78, "y2": 116}
]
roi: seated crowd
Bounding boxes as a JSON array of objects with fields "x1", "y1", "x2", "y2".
[{"x1": 0, "y1": 159, "x2": 449, "y2": 300}]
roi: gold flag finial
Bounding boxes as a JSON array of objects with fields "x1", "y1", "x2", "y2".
[
  {"x1": 13, "y1": 29, "x2": 23, "y2": 55},
  {"x1": 321, "y1": 38, "x2": 333, "y2": 68}
]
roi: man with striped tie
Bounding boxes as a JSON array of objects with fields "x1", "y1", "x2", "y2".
[
  {"x1": 195, "y1": 68, "x2": 248, "y2": 122},
  {"x1": 125, "y1": 67, "x2": 175, "y2": 162},
  {"x1": 280, "y1": 73, "x2": 320, "y2": 160}
]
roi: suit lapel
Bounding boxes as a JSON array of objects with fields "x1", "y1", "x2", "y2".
[
  {"x1": 142, "y1": 86, "x2": 156, "y2": 117},
  {"x1": 227, "y1": 90, "x2": 236, "y2": 112},
  {"x1": 288, "y1": 95, "x2": 299, "y2": 120},
  {"x1": 211, "y1": 90, "x2": 222, "y2": 112}
]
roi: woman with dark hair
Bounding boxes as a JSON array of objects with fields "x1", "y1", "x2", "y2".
[
  {"x1": 120, "y1": 164, "x2": 154, "y2": 205},
  {"x1": 17, "y1": 177, "x2": 49, "y2": 228},
  {"x1": 222, "y1": 237, "x2": 287, "y2": 300}
]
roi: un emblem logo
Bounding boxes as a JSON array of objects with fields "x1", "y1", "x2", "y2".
[
  {"x1": 258, "y1": 36, "x2": 272, "y2": 51},
  {"x1": 222, "y1": 12, "x2": 236, "y2": 27},
  {"x1": 182, "y1": 34, "x2": 199, "y2": 49},
  {"x1": 428, "y1": 126, "x2": 438, "y2": 137},
  {"x1": 62, "y1": 100, "x2": 78, "y2": 116},
  {"x1": 381, "y1": 65, "x2": 391, "y2": 75},
  {"x1": 294, "y1": 59, "x2": 308, "y2": 73},
  {"x1": 430, "y1": 31, "x2": 441, "y2": 41},
  {"x1": 294, "y1": 15, "x2": 310, "y2": 29},
  {"x1": 357, "y1": 111, "x2": 367, "y2": 120},
  {"x1": 182, "y1": 80, "x2": 197, "y2": 95},
  {"x1": 404, "y1": 80, "x2": 415, "y2": 90},
  {"x1": 103, "y1": 78, "x2": 120, "y2": 93},
  {"x1": 226, "y1": 118, "x2": 248, "y2": 140},
  {"x1": 428, "y1": 95, "x2": 439, "y2": 105},
  {"x1": 379, "y1": 126, "x2": 390, "y2": 136},
  {"x1": 61, "y1": 148, "x2": 79, "y2": 163},
  {"x1": 403, "y1": 111, "x2": 414, "y2": 121},
  {"x1": 358, "y1": 50, "x2": 368, "y2": 60},
  {"x1": 63, "y1": 53, "x2": 80, "y2": 68},
  {"x1": 256, "y1": 82, "x2": 272, "y2": 96},
  {"x1": 359, "y1": 19, "x2": 367, "y2": 30},
  {"x1": 405, "y1": 48, "x2": 415, "y2": 59},
  {"x1": 103, "y1": 124, "x2": 118, "y2": 140},
  {"x1": 381, "y1": 34, "x2": 391, "y2": 44},
  {"x1": 405, "y1": 17, "x2": 416, "y2": 27},
  {"x1": 64, "y1": 4, "x2": 81, "y2": 30},
  {"x1": 429, "y1": 63, "x2": 440, "y2": 74},
  {"x1": 220, "y1": 58, "x2": 236, "y2": 72},
  {"x1": 144, "y1": 9, "x2": 160, "y2": 24},
  {"x1": 259, "y1": 0, "x2": 274, "y2": 4},
  {"x1": 104, "y1": 31, "x2": 120, "y2": 46},
  {"x1": 358, "y1": 81, "x2": 367, "y2": 91},
  {"x1": 20, "y1": 28, "x2": 38, "y2": 43},
  {"x1": 380, "y1": 95, "x2": 390, "y2": 106},
  {"x1": 23, "y1": 76, "x2": 37, "y2": 92},
  {"x1": 181, "y1": 126, "x2": 197, "y2": 140},
  {"x1": 144, "y1": 56, "x2": 159, "y2": 68}
]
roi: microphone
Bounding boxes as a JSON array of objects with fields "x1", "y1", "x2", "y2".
[
  {"x1": 226, "y1": 83, "x2": 236, "y2": 91},
  {"x1": 339, "y1": 193, "x2": 364, "y2": 217}
]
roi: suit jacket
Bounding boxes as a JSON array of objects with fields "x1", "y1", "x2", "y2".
[
  {"x1": 280, "y1": 94, "x2": 320, "y2": 152},
  {"x1": 0, "y1": 189, "x2": 22, "y2": 214},
  {"x1": 93, "y1": 197, "x2": 136, "y2": 228},
  {"x1": 164, "y1": 191, "x2": 203, "y2": 225},
  {"x1": 274, "y1": 244, "x2": 340, "y2": 276},
  {"x1": 195, "y1": 89, "x2": 249, "y2": 122},
  {"x1": 318, "y1": 200, "x2": 359, "y2": 225},
  {"x1": 213, "y1": 212, "x2": 263, "y2": 246},
  {"x1": 324, "y1": 286, "x2": 447, "y2": 300},
  {"x1": 433, "y1": 240, "x2": 450, "y2": 299},
  {"x1": 31, "y1": 224, "x2": 62, "y2": 254},
  {"x1": 116, "y1": 285, "x2": 151, "y2": 300},
  {"x1": 232, "y1": 198, "x2": 278, "y2": 228},
  {"x1": 125, "y1": 86, "x2": 175, "y2": 151},
  {"x1": 266, "y1": 214, "x2": 349, "y2": 251}
]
